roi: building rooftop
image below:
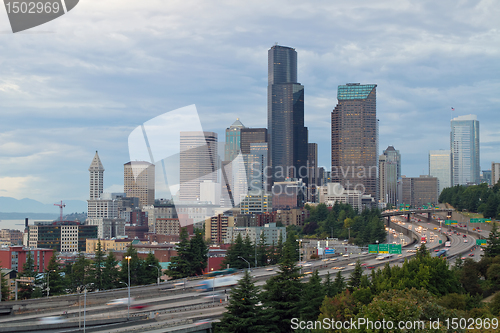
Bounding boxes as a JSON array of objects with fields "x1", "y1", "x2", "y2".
[{"x1": 337, "y1": 84, "x2": 376, "y2": 100}]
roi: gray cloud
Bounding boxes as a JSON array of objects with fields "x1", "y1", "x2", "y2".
[{"x1": 0, "y1": 0, "x2": 499, "y2": 203}]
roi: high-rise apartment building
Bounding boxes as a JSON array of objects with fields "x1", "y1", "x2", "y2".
[
  {"x1": 179, "y1": 131, "x2": 218, "y2": 201},
  {"x1": 378, "y1": 146, "x2": 401, "y2": 205},
  {"x1": 331, "y1": 83, "x2": 378, "y2": 199},
  {"x1": 267, "y1": 45, "x2": 308, "y2": 183},
  {"x1": 429, "y1": 150, "x2": 451, "y2": 195},
  {"x1": 124, "y1": 161, "x2": 155, "y2": 207},
  {"x1": 451, "y1": 115, "x2": 480, "y2": 186},
  {"x1": 491, "y1": 162, "x2": 500, "y2": 186},
  {"x1": 225, "y1": 119, "x2": 245, "y2": 161}
]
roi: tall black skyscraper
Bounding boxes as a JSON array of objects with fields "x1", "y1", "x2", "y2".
[{"x1": 267, "y1": 45, "x2": 308, "y2": 183}]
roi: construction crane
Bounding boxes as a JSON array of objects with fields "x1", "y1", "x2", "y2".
[{"x1": 54, "y1": 201, "x2": 66, "y2": 222}]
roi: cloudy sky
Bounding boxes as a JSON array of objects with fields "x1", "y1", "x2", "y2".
[{"x1": 0, "y1": 0, "x2": 499, "y2": 207}]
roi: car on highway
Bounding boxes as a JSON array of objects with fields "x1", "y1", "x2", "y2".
[
  {"x1": 38, "y1": 316, "x2": 67, "y2": 324},
  {"x1": 464, "y1": 239, "x2": 468, "y2": 243},
  {"x1": 106, "y1": 298, "x2": 134, "y2": 306},
  {"x1": 361, "y1": 263, "x2": 367, "y2": 266},
  {"x1": 348, "y1": 263, "x2": 355, "y2": 266},
  {"x1": 195, "y1": 318, "x2": 214, "y2": 326},
  {"x1": 469, "y1": 253, "x2": 474, "y2": 257},
  {"x1": 131, "y1": 304, "x2": 150, "y2": 310}
]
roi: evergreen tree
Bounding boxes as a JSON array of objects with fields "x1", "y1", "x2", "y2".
[
  {"x1": 190, "y1": 230, "x2": 208, "y2": 275},
  {"x1": 275, "y1": 233, "x2": 284, "y2": 262},
  {"x1": 333, "y1": 271, "x2": 346, "y2": 295},
  {"x1": 261, "y1": 242, "x2": 303, "y2": 332},
  {"x1": 221, "y1": 233, "x2": 248, "y2": 270},
  {"x1": 268, "y1": 240, "x2": 278, "y2": 265},
  {"x1": 102, "y1": 251, "x2": 120, "y2": 290},
  {"x1": 167, "y1": 227, "x2": 193, "y2": 279},
  {"x1": 120, "y1": 244, "x2": 142, "y2": 286},
  {"x1": 282, "y1": 231, "x2": 299, "y2": 263},
  {"x1": 1, "y1": 269, "x2": 8, "y2": 301},
  {"x1": 484, "y1": 222, "x2": 500, "y2": 258},
  {"x1": 43, "y1": 253, "x2": 65, "y2": 297},
  {"x1": 256, "y1": 231, "x2": 268, "y2": 267},
  {"x1": 216, "y1": 271, "x2": 271, "y2": 333},
  {"x1": 347, "y1": 261, "x2": 363, "y2": 292},
  {"x1": 17, "y1": 252, "x2": 40, "y2": 299},
  {"x1": 72, "y1": 252, "x2": 93, "y2": 290},
  {"x1": 243, "y1": 234, "x2": 255, "y2": 265},
  {"x1": 93, "y1": 240, "x2": 105, "y2": 291},
  {"x1": 143, "y1": 252, "x2": 161, "y2": 285},
  {"x1": 323, "y1": 272, "x2": 336, "y2": 297},
  {"x1": 299, "y1": 270, "x2": 324, "y2": 322}
]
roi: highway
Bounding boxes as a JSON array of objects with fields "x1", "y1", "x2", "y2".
[{"x1": 0, "y1": 211, "x2": 490, "y2": 332}]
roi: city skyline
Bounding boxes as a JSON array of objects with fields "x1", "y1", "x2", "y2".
[{"x1": 1, "y1": 1, "x2": 499, "y2": 205}]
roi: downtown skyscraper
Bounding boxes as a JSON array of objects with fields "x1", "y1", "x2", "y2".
[
  {"x1": 331, "y1": 83, "x2": 378, "y2": 199},
  {"x1": 267, "y1": 45, "x2": 308, "y2": 183},
  {"x1": 451, "y1": 115, "x2": 480, "y2": 186},
  {"x1": 179, "y1": 131, "x2": 218, "y2": 201}
]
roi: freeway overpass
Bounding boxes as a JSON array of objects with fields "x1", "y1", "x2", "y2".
[{"x1": 381, "y1": 208, "x2": 453, "y2": 225}]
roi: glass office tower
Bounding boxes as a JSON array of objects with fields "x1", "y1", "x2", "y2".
[
  {"x1": 429, "y1": 149, "x2": 451, "y2": 195},
  {"x1": 331, "y1": 83, "x2": 378, "y2": 200},
  {"x1": 450, "y1": 115, "x2": 480, "y2": 185},
  {"x1": 267, "y1": 45, "x2": 308, "y2": 183}
]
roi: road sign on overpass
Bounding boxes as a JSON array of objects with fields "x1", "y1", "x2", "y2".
[
  {"x1": 470, "y1": 218, "x2": 491, "y2": 223},
  {"x1": 389, "y1": 244, "x2": 402, "y2": 254},
  {"x1": 476, "y1": 239, "x2": 487, "y2": 246},
  {"x1": 378, "y1": 244, "x2": 389, "y2": 254}
]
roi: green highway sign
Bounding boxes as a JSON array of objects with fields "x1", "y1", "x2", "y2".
[
  {"x1": 378, "y1": 244, "x2": 389, "y2": 254},
  {"x1": 476, "y1": 239, "x2": 487, "y2": 246},
  {"x1": 444, "y1": 220, "x2": 451, "y2": 225},
  {"x1": 368, "y1": 244, "x2": 378, "y2": 254},
  {"x1": 450, "y1": 220, "x2": 458, "y2": 225},
  {"x1": 471, "y1": 218, "x2": 492, "y2": 223},
  {"x1": 389, "y1": 244, "x2": 402, "y2": 254},
  {"x1": 439, "y1": 240, "x2": 442, "y2": 244}
]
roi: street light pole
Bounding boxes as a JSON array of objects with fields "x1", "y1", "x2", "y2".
[
  {"x1": 237, "y1": 256, "x2": 250, "y2": 271},
  {"x1": 77, "y1": 286, "x2": 81, "y2": 329},
  {"x1": 46, "y1": 271, "x2": 50, "y2": 298},
  {"x1": 149, "y1": 265, "x2": 161, "y2": 286},
  {"x1": 376, "y1": 240, "x2": 379, "y2": 254},
  {"x1": 83, "y1": 287, "x2": 87, "y2": 333},
  {"x1": 125, "y1": 256, "x2": 131, "y2": 320}
]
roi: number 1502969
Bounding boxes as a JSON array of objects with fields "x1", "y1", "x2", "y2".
[{"x1": 5, "y1": 1, "x2": 61, "y2": 14}]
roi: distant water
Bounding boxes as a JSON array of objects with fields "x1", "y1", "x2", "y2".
[{"x1": 0, "y1": 220, "x2": 52, "y2": 231}]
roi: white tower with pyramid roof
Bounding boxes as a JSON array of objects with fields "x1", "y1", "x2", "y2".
[{"x1": 89, "y1": 151, "x2": 105, "y2": 200}]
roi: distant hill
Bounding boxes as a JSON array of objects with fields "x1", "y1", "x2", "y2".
[{"x1": 0, "y1": 197, "x2": 87, "y2": 215}]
